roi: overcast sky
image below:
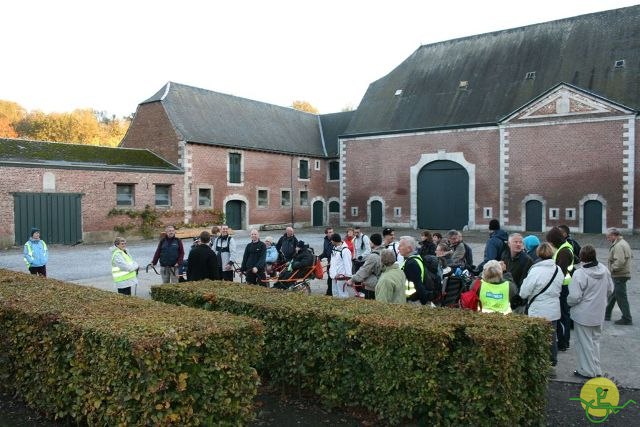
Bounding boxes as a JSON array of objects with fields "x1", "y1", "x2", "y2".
[{"x1": 2, "y1": 0, "x2": 638, "y2": 117}]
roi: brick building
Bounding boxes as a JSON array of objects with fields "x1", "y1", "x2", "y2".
[{"x1": 0, "y1": 139, "x2": 183, "y2": 247}]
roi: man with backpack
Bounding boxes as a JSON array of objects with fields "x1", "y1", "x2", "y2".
[
  {"x1": 329, "y1": 233, "x2": 352, "y2": 298},
  {"x1": 477, "y1": 219, "x2": 508, "y2": 272},
  {"x1": 347, "y1": 233, "x2": 383, "y2": 299},
  {"x1": 398, "y1": 236, "x2": 439, "y2": 306},
  {"x1": 352, "y1": 226, "x2": 371, "y2": 273},
  {"x1": 383, "y1": 227, "x2": 403, "y2": 264}
]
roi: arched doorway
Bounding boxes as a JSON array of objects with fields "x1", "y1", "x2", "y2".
[
  {"x1": 370, "y1": 200, "x2": 383, "y2": 227},
  {"x1": 312, "y1": 200, "x2": 324, "y2": 226},
  {"x1": 583, "y1": 200, "x2": 603, "y2": 233},
  {"x1": 417, "y1": 161, "x2": 468, "y2": 229},
  {"x1": 225, "y1": 200, "x2": 245, "y2": 230},
  {"x1": 525, "y1": 200, "x2": 543, "y2": 232}
]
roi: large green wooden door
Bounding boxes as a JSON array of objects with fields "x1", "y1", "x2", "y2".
[
  {"x1": 370, "y1": 201, "x2": 383, "y2": 227},
  {"x1": 312, "y1": 201, "x2": 324, "y2": 226},
  {"x1": 417, "y1": 161, "x2": 468, "y2": 230},
  {"x1": 13, "y1": 192, "x2": 82, "y2": 245},
  {"x1": 225, "y1": 200, "x2": 243, "y2": 230},
  {"x1": 525, "y1": 200, "x2": 543, "y2": 232},
  {"x1": 583, "y1": 200, "x2": 603, "y2": 234}
]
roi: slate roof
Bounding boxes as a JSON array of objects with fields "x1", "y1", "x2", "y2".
[
  {"x1": 142, "y1": 82, "x2": 326, "y2": 157},
  {"x1": 0, "y1": 138, "x2": 182, "y2": 173},
  {"x1": 319, "y1": 111, "x2": 354, "y2": 157},
  {"x1": 345, "y1": 5, "x2": 640, "y2": 136}
]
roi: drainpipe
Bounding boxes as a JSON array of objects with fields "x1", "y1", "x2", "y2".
[{"x1": 290, "y1": 155, "x2": 294, "y2": 226}]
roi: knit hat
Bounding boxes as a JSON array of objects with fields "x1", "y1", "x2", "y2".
[
  {"x1": 30, "y1": 227, "x2": 40, "y2": 237},
  {"x1": 523, "y1": 235, "x2": 540, "y2": 253},
  {"x1": 489, "y1": 219, "x2": 500, "y2": 231}
]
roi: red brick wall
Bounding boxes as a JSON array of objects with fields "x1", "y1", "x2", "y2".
[
  {"x1": 508, "y1": 120, "x2": 626, "y2": 229},
  {"x1": 0, "y1": 166, "x2": 183, "y2": 245},
  {"x1": 343, "y1": 129, "x2": 499, "y2": 226},
  {"x1": 188, "y1": 144, "x2": 339, "y2": 227},
  {"x1": 120, "y1": 103, "x2": 181, "y2": 165}
]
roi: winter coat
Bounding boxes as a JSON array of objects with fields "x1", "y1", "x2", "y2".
[
  {"x1": 290, "y1": 247, "x2": 315, "y2": 271},
  {"x1": 480, "y1": 229, "x2": 508, "y2": 269},
  {"x1": 329, "y1": 244, "x2": 352, "y2": 280},
  {"x1": 568, "y1": 262, "x2": 614, "y2": 326},
  {"x1": 519, "y1": 259, "x2": 563, "y2": 321},
  {"x1": 608, "y1": 237, "x2": 632, "y2": 278},
  {"x1": 213, "y1": 235, "x2": 237, "y2": 273},
  {"x1": 23, "y1": 239, "x2": 48, "y2": 268},
  {"x1": 276, "y1": 234, "x2": 298, "y2": 261},
  {"x1": 375, "y1": 264, "x2": 406, "y2": 304},
  {"x1": 241, "y1": 240, "x2": 267, "y2": 272},
  {"x1": 152, "y1": 237, "x2": 184, "y2": 267},
  {"x1": 187, "y1": 244, "x2": 220, "y2": 281},
  {"x1": 111, "y1": 246, "x2": 138, "y2": 290},
  {"x1": 351, "y1": 247, "x2": 382, "y2": 291},
  {"x1": 501, "y1": 250, "x2": 533, "y2": 289},
  {"x1": 265, "y1": 245, "x2": 278, "y2": 263}
]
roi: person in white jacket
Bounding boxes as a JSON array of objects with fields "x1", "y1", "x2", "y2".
[
  {"x1": 567, "y1": 245, "x2": 614, "y2": 379},
  {"x1": 519, "y1": 242, "x2": 563, "y2": 366},
  {"x1": 329, "y1": 233, "x2": 352, "y2": 298},
  {"x1": 111, "y1": 237, "x2": 139, "y2": 296}
]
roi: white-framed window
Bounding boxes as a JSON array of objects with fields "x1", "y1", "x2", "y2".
[
  {"x1": 228, "y1": 151, "x2": 243, "y2": 185},
  {"x1": 299, "y1": 159, "x2": 309, "y2": 180},
  {"x1": 565, "y1": 208, "x2": 576, "y2": 220},
  {"x1": 549, "y1": 208, "x2": 559, "y2": 220},
  {"x1": 299, "y1": 190, "x2": 309, "y2": 206},
  {"x1": 328, "y1": 161, "x2": 340, "y2": 181},
  {"x1": 257, "y1": 189, "x2": 268, "y2": 208},
  {"x1": 351, "y1": 207, "x2": 358, "y2": 217},
  {"x1": 394, "y1": 207, "x2": 401, "y2": 217},
  {"x1": 116, "y1": 184, "x2": 134, "y2": 206},
  {"x1": 483, "y1": 207, "x2": 493, "y2": 219},
  {"x1": 281, "y1": 189, "x2": 291, "y2": 207},
  {"x1": 198, "y1": 187, "x2": 212, "y2": 208},
  {"x1": 329, "y1": 201, "x2": 340, "y2": 213},
  {"x1": 314, "y1": 160, "x2": 321, "y2": 171},
  {"x1": 155, "y1": 184, "x2": 171, "y2": 207}
]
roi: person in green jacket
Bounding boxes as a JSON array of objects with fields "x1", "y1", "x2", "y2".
[
  {"x1": 605, "y1": 228, "x2": 633, "y2": 325},
  {"x1": 375, "y1": 249, "x2": 406, "y2": 304}
]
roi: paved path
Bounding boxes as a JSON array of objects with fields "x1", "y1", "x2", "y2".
[{"x1": 1, "y1": 227, "x2": 638, "y2": 389}]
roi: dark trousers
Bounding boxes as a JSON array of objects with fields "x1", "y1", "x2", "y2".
[
  {"x1": 245, "y1": 269, "x2": 264, "y2": 285},
  {"x1": 364, "y1": 289, "x2": 375, "y2": 300},
  {"x1": 557, "y1": 286, "x2": 571, "y2": 349},
  {"x1": 606, "y1": 277, "x2": 632, "y2": 322},
  {"x1": 28, "y1": 266, "x2": 47, "y2": 277},
  {"x1": 117, "y1": 287, "x2": 131, "y2": 296},
  {"x1": 550, "y1": 320, "x2": 558, "y2": 365},
  {"x1": 325, "y1": 264, "x2": 332, "y2": 296},
  {"x1": 221, "y1": 270, "x2": 234, "y2": 281}
]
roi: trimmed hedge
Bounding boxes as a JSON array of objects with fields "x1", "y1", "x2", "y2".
[
  {"x1": 152, "y1": 281, "x2": 551, "y2": 425},
  {"x1": 0, "y1": 270, "x2": 263, "y2": 426}
]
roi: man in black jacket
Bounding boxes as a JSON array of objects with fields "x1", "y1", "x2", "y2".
[
  {"x1": 274, "y1": 240, "x2": 315, "y2": 289},
  {"x1": 241, "y1": 228, "x2": 267, "y2": 285},
  {"x1": 276, "y1": 226, "x2": 298, "y2": 262},
  {"x1": 187, "y1": 231, "x2": 220, "y2": 282},
  {"x1": 399, "y1": 236, "x2": 436, "y2": 305},
  {"x1": 318, "y1": 227, "x2": 333, "y2": 295},
  {"x1": 150, "y1": 225, "x2": 184, "y2": 284}
]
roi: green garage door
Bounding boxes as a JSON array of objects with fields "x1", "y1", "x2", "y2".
[
  {"x1": 14, "y1": 192, "x2": 82, "y2": 245},
  {"x1": 417, "y1": 161, "x2": 468, "y2": 230}
]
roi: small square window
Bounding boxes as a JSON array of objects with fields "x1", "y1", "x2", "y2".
[
  {"x1": 458, "y1": 80, "x2": 469, "y2": 90},
  {"x1": 155, "y1": 185, "x2": 171, "y2": 207},
  {"x1": 116, "y1": 184, "x2": 134, "y2": 206},
  {"x1": 483, "y1": 207, "x2": 493, "y2": 219},
  {"x1": 614, "y1": 59, "x2": 625, "y2": 68},
  {"x1": 281, "y1": 190, "x2": 291, "y2": 207},
  {"x1": 565, "y1": 208, "x2": 576, "y2": 220},
  {"x1": 549, "y1": 208, "x2": 559, "y2": 220},
  {"x1": 351, "y1": 207, "x2": 358, "y2": 217},
  {"x1": 314, "y1": 160, "x2": 321, "y2": 171},
  {"x1": 299, "y1": 190, "x2": 309, "y2": 206},
  {"x1": 198, "y1": 188, "x2": 212, "y2": 208},
  {"x1": 258, "y1": 189, "x2": 268, "y2": 207},
  {"x1": 394, "y1": 207, "x2": 401, "y2": 217}
]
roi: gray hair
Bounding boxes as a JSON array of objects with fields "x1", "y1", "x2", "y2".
[
  {"x1": 607, "y1": 228, "x2": 621, "y2": 237},
  {"x1": 380, "y1": 249, "x2": 397, "y2": 266},
  {"x1": 482, "y1": 260, "x2": 504, "y2": 283},
  {"x1": 399, "y1": 235, "x2": 416, "y2": 251},
  {"x1": 447, "y1": 229, "x2": 460, "y2": 238}
]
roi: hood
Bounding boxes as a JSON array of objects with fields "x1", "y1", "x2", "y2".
[
  {"x1": 580, "y1": 262, "x2": 609, "y2": 280},
  {"x1": 491, "y1": 229, "x2": 509, "y2": 241}
]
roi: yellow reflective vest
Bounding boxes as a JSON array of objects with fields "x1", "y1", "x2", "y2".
[
  {"x1": 402, "y1": 255, "x2": 425, "y2": 296},
  {"x1": 552, "y1": 242, "x2": 574, "y2": 286},
  {"x1": 479, "y1": 280, "x2": 512, "y2": 314},
  {"x1": 111, "y1": 249, "x2": 137, "y2": 283}
]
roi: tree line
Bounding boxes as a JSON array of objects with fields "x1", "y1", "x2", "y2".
[{"x1": 0, "y1": 100, "x2": 130, "y2": 147}]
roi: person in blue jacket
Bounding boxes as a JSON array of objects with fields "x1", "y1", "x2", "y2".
[
  {"x1": 477, "y1": 219, "x2": 508, "y2": 272},
  {"x1": 23, "y1": 227, "x2": 48, "y2": 276}
]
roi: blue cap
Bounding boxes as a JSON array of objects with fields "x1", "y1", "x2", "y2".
[
  {"x1": 30, "y1": 227, "x2": 40, "y2": 237},
  {"x1": 523, "y1": 235, "x2": 540, "y2": 252}
]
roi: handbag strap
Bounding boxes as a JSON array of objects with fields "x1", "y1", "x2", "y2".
[{"x1": 525, "y1": 266, "x2": 560, "y2": 313}]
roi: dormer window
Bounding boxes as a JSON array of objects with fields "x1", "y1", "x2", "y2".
[
  {"x1": 458, "y1": 81, "x2": 469, "y2": 90},
  {"x1": 525, "y1": 71, "x2": 536, "y2": 80},
  {"x1": 614, "y1": 59, "x2": 625, "y2": 68},
  {"x1": 394, "y1": 89, "x2": 403, "y2": 96}
]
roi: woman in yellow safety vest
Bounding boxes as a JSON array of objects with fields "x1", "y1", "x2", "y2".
[
  {"x1": 111, "y1": 237, "x2": 139, "y2": 296},
  {"x1": 478, "y1": 260, "x2": 517, "y2": 314}
]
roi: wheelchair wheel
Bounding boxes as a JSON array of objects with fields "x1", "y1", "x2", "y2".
[{"x1": 289, "y1": 281, "x2": 311, "y2": 295}]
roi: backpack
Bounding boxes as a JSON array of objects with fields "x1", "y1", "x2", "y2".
[
  {"x1": 422, "y1": 254, "x2": 443, "y2": 292},
  {"x1": 460, "y1": 278, "x2": 482, "y2": 311}
]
